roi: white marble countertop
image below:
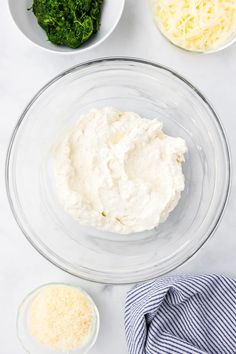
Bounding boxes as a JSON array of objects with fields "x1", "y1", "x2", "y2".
[{"x1": 1, "y1": 0, "x2": 236, "y2": 353}]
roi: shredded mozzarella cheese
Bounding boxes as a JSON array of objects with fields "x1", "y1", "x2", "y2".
[{"x1": 152, "y1": 0, "x2": 236, "y2": 51}]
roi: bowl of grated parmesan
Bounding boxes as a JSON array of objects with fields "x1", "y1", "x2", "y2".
[{"x1": 17, "y1": 283, "x2": 100, "y2": 354}]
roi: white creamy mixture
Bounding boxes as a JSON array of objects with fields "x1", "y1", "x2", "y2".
[{"x1": 54, "y1": 107, "x2": 187, "y2": 234}]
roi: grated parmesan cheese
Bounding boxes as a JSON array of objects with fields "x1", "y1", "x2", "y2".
[
  {"x1": 152, "y1": 0, "x2": 236, "y2": 51},
  {"x1": 27, "y1": 284, "x2": 95, "y2": 351}
]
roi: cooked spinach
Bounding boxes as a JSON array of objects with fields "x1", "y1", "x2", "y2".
[{"x1": 32, "y1": 0, "x2": 103, "y2": 48}]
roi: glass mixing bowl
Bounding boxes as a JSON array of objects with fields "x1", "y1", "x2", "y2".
[{"x1": 6, "y1": 58, "x2": 230, "y2": 284}]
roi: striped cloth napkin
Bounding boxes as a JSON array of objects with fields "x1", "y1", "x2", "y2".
[{"x1": 125, "y1": 274, "x2": 236, "y2": 354}]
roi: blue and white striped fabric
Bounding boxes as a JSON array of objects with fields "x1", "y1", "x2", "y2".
[{"x1": 125, "y1": 274, "x2": 236, "y2": 354}]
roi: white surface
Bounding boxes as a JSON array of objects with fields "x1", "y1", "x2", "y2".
[
  {"x1": 8, "y1": 0, "x2": 125, "y2": 53},
  {"x1": 1, "y1": 0, "x2": 236, "y2": 353}
]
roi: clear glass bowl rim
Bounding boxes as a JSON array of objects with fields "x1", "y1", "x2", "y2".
[{"x1": 5, "y1": 57, "x2": 232, "y2": 284}]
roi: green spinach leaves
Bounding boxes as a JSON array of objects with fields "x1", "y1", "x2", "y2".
[{"x1": 32, "y1": 0, "x2": 103, "y2": 48}]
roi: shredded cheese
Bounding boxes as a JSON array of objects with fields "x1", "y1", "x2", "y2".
[
  {"x1": 152, "y1": 0, "x2": 236, "y2": 51},
  {"x1": 28, "y1": 285, "x2": 95, "y2": 351}
]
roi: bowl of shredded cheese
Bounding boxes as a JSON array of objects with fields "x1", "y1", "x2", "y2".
[
  {"x1": 17, "y1": 283, "x2": 99, "y2": 354},
  {"x1": 150, "y1": 0, "x2": 236, "y2": 52}
]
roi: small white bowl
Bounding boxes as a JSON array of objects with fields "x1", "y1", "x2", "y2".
[{"x1": 8, "y1": 0, "x2": 125, "y2": 54}]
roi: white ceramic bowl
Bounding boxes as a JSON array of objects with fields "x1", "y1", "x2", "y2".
[{"x1": 8, "y1": 0, "x2": 125, "y2": 53}]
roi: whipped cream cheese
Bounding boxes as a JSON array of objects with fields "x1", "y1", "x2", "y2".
[{"x1": 54, "y1": 107, "x2": 187, "y2": 234}]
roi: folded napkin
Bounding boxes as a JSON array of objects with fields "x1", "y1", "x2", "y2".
[{"x1": 125, "y1": 274, "x2": 236, "y2": 354}]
